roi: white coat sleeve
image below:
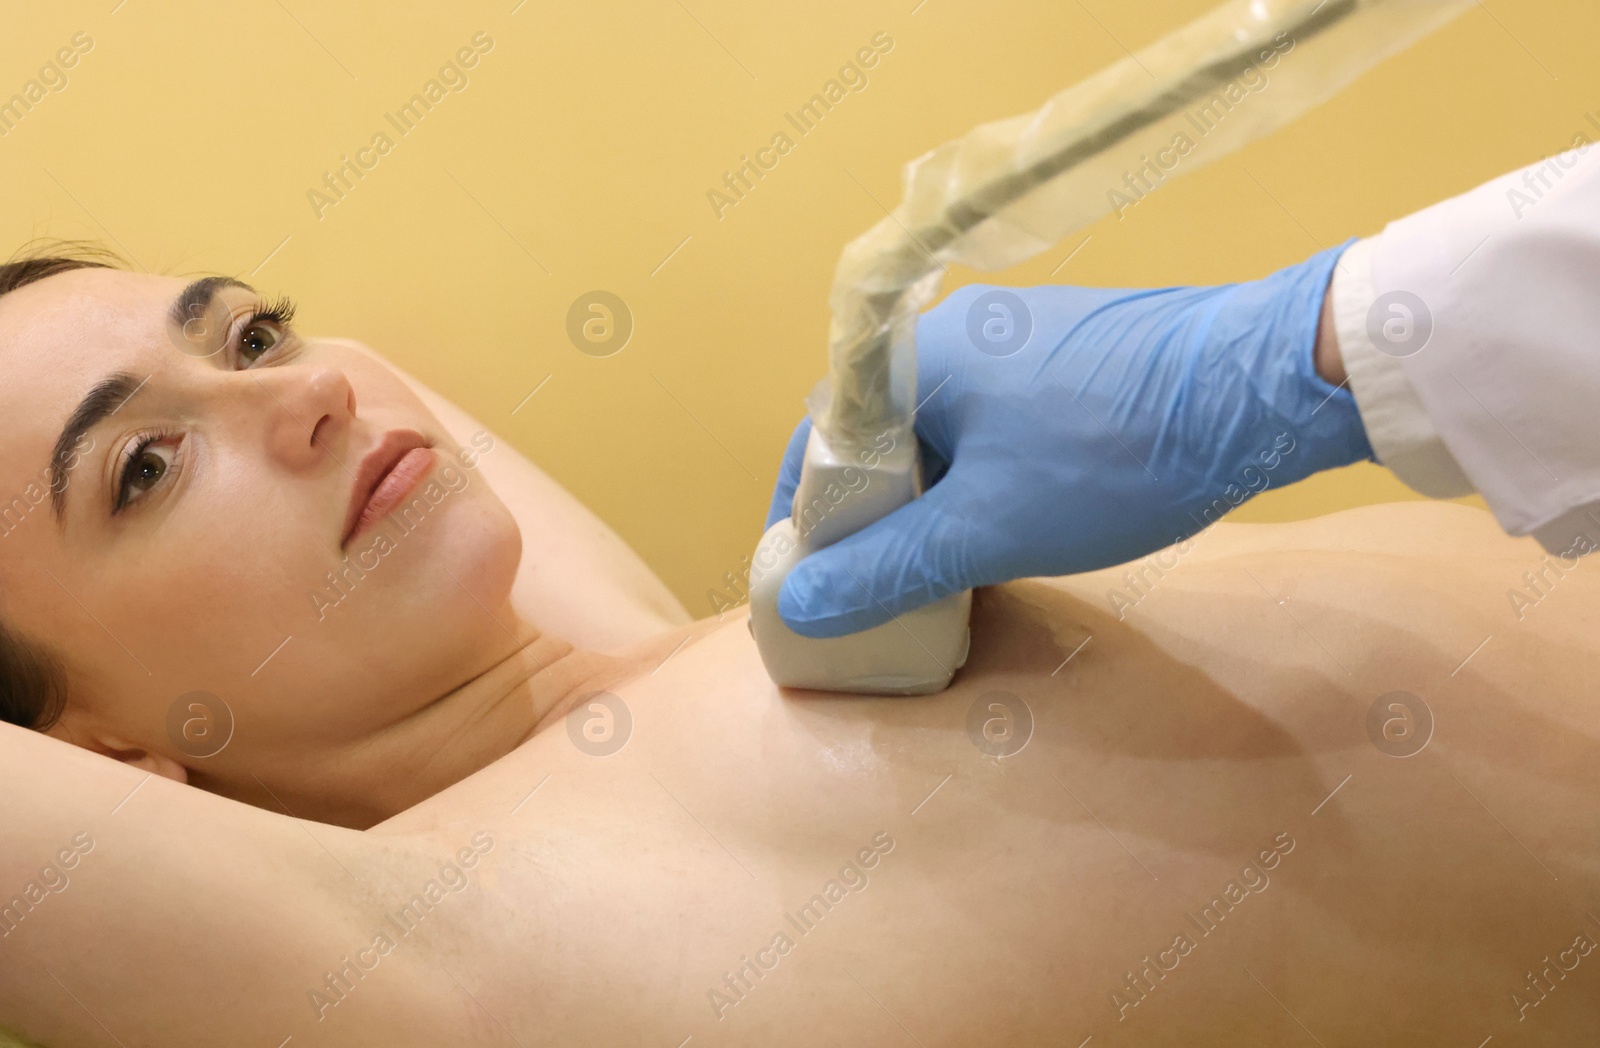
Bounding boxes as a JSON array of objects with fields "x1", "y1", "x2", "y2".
[{"x1": 1330, "y1": 140, "x2": 1600, "y2": 557}]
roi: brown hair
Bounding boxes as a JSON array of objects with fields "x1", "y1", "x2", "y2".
[{"x1": 0, "y1": 240, "x2": 124, "y2": 730}]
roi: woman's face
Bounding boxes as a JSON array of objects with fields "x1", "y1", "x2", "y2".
[{"x1": 0, "y1": 266, "x2": 522, "y2": 783}]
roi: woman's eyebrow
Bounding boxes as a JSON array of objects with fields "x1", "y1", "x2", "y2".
[
  {"x1": 48, "y1": 277, "x2": 258, "y2": 523},
  {"x1": 45, "y1": 276, "x2": 259, "y2": 524},
  {"x1": 167, "y1": 275, "x2": 254, "y2": 336},
  {"x1": 49, "y1": 370, "x2": 145, "y2": 523}
]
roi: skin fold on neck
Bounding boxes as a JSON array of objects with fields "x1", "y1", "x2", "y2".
[{"x1": 188, "y1": 618, "x2": 717, "y2": 830}]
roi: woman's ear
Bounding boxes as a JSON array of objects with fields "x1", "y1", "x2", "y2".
[
  {"x1": 46, "y1": 710, "x2": 191, "y2": 784},
  {"x1": 92, "y1": 736, "x2": 189, "y2": 784}
]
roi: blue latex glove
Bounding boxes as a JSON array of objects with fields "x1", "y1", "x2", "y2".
[{"x1": 766, "y1": 240, "x2": 1375, "y2": 638}]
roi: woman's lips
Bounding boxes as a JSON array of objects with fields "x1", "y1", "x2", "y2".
[{"x1": 344, "y1": 441, "x2": 437, "y2": 548}]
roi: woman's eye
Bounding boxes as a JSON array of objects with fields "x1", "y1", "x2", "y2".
[
  {"x1": 239, "y1": 321, "x2": 283, "y2": 363},
  {"x1": 233, "y1": 296, "x2": 298, "y2": 367},
  {"x1": 118, "y1": 440, "x2": 176, "y2": 509}
]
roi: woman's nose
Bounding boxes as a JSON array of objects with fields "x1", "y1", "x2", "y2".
[{"x1": 256, "y1": 365, "x2": 357, "y2": 469}]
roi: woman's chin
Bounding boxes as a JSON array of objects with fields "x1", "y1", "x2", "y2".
[{"x1": 419, "y1": 496, "x2": 524, "y2": 621}]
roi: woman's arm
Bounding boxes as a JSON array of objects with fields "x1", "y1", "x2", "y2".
[
  {"x1": 335, "y1": 339, "x2": 692, "y2": 650},
  {"x1": 0, "y1": 724, "x2": 464, "y2": 1047}
]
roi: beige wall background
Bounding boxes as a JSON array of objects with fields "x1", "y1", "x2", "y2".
[{"x1": 0, "y1": 0, "x2": 1590, "y2": 616}]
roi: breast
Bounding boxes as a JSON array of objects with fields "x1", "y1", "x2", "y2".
[{"x1": 372, "y1": 554, "x2": 1600, "y2": 1046}]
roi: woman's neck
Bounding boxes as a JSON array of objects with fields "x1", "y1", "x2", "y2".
[{"x1": 229, "y1": 617, "x2": 714, "y2": 829}]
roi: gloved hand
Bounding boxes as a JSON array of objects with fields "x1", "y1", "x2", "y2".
[{"x1": 766, "y1": 240, "x2": 1374, "y2": 638}]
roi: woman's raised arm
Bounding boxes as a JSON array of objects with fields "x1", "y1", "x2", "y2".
[{"x1": 0, "y1": 724, "x2": 466, "y2": 1048}]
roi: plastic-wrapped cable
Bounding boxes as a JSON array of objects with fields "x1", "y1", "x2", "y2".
[
  {"x1": 818, "y1": 0, "x2": 1473, "y2": 451},
  {"x1": 751, "y1": 0, "x2": 1471, "y2": 695}
]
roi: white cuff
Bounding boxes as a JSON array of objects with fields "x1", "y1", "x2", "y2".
[{"x1": 1331, "y1": 236, "x2": 1474, "y2": 499}]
